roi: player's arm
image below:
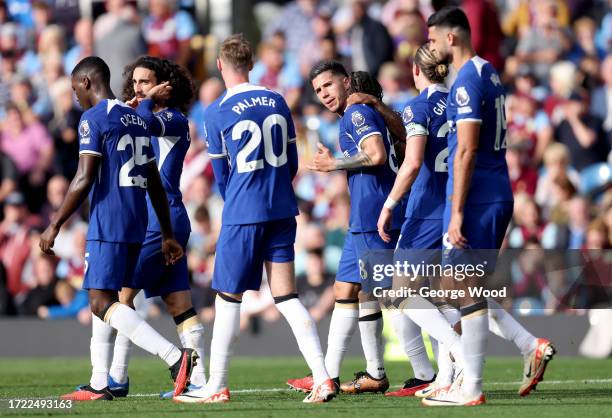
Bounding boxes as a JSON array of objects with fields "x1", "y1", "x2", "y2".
[
  {"x1": 308, "y1": 107, "x2": 387, "y2": 172},
  {"x1": 146, "y1": 161, "x2": 183, "y2": 264},
  {"x1": 210, "y1": 157, "x2": 230, "y2": 199},
  {"x1": 347, "y1": 92, "x2": 406, "y2": 163},
  {"x1": 449, "y1": 121, "x2": 480, "y2": 248},
  {"x1": 308, "y1": 135, "x2": 386, "y2": 172},
  {"x1": 40, "y1": 155, "x2": 100, "y2": 255},
  {"x1": 378, "y1": 135, "x2": 426, "y2": 242},
  {"x1": 135, "y1": 82, "x2": 173, "y2": 136}
]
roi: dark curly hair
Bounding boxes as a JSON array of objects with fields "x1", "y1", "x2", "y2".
[
  {"x1": 349, "y1": 71, "x2": 383, "y2": 101},
  {"x1": 121, "y1": 56, "x2": 195, "y2": 113}
]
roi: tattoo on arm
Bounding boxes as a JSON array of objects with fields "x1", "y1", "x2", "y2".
[{"x1": 334, "y1": 151, "x2": 374, "y2": 170}]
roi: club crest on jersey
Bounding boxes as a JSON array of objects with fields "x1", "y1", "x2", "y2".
[
  {"x1": 455, "y1": 87, "x2": 470, "y2": 106},
  {"x1": 402, "y1": 106, "x2": 414, "y2": 123},
  {"x1": 161, "y1": 110, "x2": 173, "y2": 121},
  {"x1": 351, "y1": 111, "x2": 365, "y2": 127},
  {"x1": 79, "y1": 120, "x2": 90, "y2": 138}
]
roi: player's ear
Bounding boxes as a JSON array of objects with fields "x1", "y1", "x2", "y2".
[
  {"x1": 216, "y1": 58, "x2": 222, "y2": 73},
  {"x1": 342, "y1": 76, "x2": 351, "y2": 90},
  {"x1": 82, "y1": 76, "x2": 91, "y2": 90}
]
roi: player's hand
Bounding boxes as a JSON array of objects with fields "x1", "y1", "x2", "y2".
[
  {"x1": 347, "y1": 92, "x2": 377, "y2": 107},
  {"x1": 39, "y1": 224, "x2": 59, "y2": 256},
  {"x1": 146, "y1": 81, "x2": 172, "y2": 103},
  {"x1": 126, "y1": 96, "x2": 139, "y2": 108},
  {"x1": 377, "y1": 208, "x2": 393, "y2": 243},
  {"x1": 447, "y1": 212, "x2": 468, "y2": 249},
  {"x1": 307, "y1": 142, "x2": 336, "y2": 172},
  {"x1": 162, "y1": 237, "x2": 184, "y2": 265}
]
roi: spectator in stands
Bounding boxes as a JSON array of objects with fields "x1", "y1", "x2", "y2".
[
  {"x1": 94, "y1": 0, "x2": 146, "y2": 95},
  {"x1": 29, "y1": 1, "x2": 53, "y2": 48},
  {"x1": 509, "y1": 195, "x2": 547, "y2": 248},
  {"x1": 0, "y1": 150, "x2": 17, "y2": 204},
  {"x1": 0, "y1": 192, "x2": 32, "y2": 298},
  {"x1": 142, "y1": 0, "x2": 196, "y2": 67},
  {"x1": 590, "y1": 54, "x2": 612, "y2": 136},
  {"x1": 265, "y1": 0, "x2": 320, "y2": 56},
  {"x1": 503, "y1": 0, "x2": 570, "y2": 40},
  {"x1": 0, "y1": 103, "x2": 53, "y2": 211},
  {"x1": 189, "y1": 77, "x2": 223, "y2": 143},
  {"x1": 544, "y1": 61, "x2": 578, "y2": 126},
  {"x1": 378, "y1": 62, "x2": 414, "y2": 112},
  {"x1": 295, "y1": 223, "x2": 334, "y2": 322},
  {"x1": 298, "y1": 9, "x2": 336, "y2": 76},
  {"x1": 507, "y1": 142, "x2": 538, "y2": 196},
  {"x1": 336, "y1": 0, "x2": 393, "y2": 76},
  {"x1": 63, "y1": 18, "x2": 93, "y2": 74},
  {"x1": 48, "y1": 77, "x2": 81, "y2": 179},
  {"x1": 17, "y1": 254, "x2": 58, "y2": 316},
  {"x1": 554, "y1": 93, "x2": 610, "y2": 171},
  {"x1": 462, "y1": 0, "x2": 504, "y2": 71},
  {"x1": 543, "y1": 195, "x2": 591, "y2": 249},
  {"x1": 0, "y1": 263, "x2": 13, "y2": 315},
  {"x1": 0, "y1": 22, "x2": 38, "y2": 78},
  {"x1": 250, "y1": 41, "x2": 303, "y2": 110},
  {"x1": 37, "y1": 279, "x2": 88, "y2": 320},
  {"x1": 515, "y1": 0, "x2": 571, "y2": 85}
]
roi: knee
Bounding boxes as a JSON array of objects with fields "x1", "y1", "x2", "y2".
[
  {"x1": 89, "y1": 293, "x2": 116, "y2": 320},
  {"x1": 334, "y1": 282, "x2": 360, "y2": 300}
]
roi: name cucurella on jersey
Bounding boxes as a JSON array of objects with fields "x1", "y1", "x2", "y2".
[
  {"x1": 120, "y1": 113, "x2": 147, "y2": 130},
  {"x1": 231, "y1": 95, "x2": 277, "y2": 115}
]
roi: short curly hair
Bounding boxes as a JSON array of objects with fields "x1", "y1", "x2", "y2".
[{"x1": 121, "y1": 56, "x2": 195, "y2": 113}]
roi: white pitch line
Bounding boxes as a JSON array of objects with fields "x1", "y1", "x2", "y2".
[{"x1": 128, "y1": 378, "x2": 612, "y2": 398}]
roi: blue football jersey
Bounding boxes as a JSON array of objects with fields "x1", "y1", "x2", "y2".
[
  {"x1": 340, "y1": 104, "x2": 402, "y2": 232},
  {"x1": 446, "y1": 56, "x2": 513, "y2": 205},
  {"x1": 203, "y1": 83, "x2": 299, "y2": 225},
  {"x1": 402, "y1": 84, "x2": 449, "y2": 220},
  {"x1": 78, "y1": 99, "x2": 155, "y2": 243},
  {"x1": 135, "y1": 101, "x2": 191, "y2": 234}
]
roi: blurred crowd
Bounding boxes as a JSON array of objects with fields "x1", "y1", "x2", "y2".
[{"x1": 0, "y1": 0, "x2": 610, "y2": 325}]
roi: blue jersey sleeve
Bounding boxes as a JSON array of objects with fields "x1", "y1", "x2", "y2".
[
  {"x1": 78, "y1": 114, "x2": 103, "y2": 157},
  {"x1": 278, "y1": 96, "x2": 298, "y2": 178},
  {"x1": 402, "y1": 99, "x2": 429, "y2": 139},
  {"x1": 346, "y1": 105, "x2": 384, "y2": 148},
  {"x1": 203, "y1": 109, "x2": 227, "y2": 159},
  {"x1": 136, "y1": 99, "x2": 164, "y2": 137},
  {"x1": 203, "y1": 107, "x2": 229, "y2": 198},
  {"x1": 453, "y1": 76, "x2": 483, "y2": 123}
]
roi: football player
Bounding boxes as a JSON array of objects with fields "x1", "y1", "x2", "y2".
[{"x1": 40, "y1": 56, "x2": 196, "y2": 401}]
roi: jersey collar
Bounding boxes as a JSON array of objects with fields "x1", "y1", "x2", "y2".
[
  {"x1": 426, "y1": 84, "x2": 449, "y2": 98},
  {"x1": 220, "y1": 83, "x2": 268, "y2": 106}
]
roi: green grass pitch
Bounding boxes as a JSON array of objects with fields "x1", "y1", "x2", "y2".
[{"x1": 1, "y1": 356, "x2": 611, "y2": 417}]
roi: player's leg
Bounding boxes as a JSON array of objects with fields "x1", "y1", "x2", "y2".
[
  {"x1": 487, "y1": 298, "x2": 555, "y2": 396},
  {"x1": 89, "y1": 243, "x2": 196, "y2": 396},
  {"x1": 287, "y1": 237, "x2": 360, "y2": 393},
  {"x1": 266, "y1": 259, "x2": 335, "y2": 403},
  {"x1": 105, "y1": 287, "x2": 140, "y2": 396},
  {"x1": 262, "y1": 217, "x2": 334, "y2": 403},
  {"x1": 162, "y1": 290, "x2": 207, "y2": 388},
  {"x1": 424, "y1": 202, "x2": 513, "y2": 406},
  {"x1": 174, "y1": 223, "x2": 258, "y2": 404}
]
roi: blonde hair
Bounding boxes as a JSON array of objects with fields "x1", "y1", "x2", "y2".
[
  {"x1": 549, "y1": 61, "x2": 576, "y2": 98},
  {"x1": 543, "y1": 142, "x2": 570, "y2": 166},
  {"x1": 414, "y1": 43, "x2": 449, "y2": 84},
  {"x1": 219, "y1": 34, "x2": 253, "y2": 73}
]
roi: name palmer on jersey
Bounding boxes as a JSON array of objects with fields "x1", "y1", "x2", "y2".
[{"x1": 231, "y1": 96, "x2": 277, "y2": 115}]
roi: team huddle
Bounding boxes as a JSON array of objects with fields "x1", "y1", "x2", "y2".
[{"x1": 41, "y1": 6, "x2": 555, "y2": 407}]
